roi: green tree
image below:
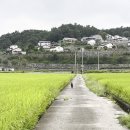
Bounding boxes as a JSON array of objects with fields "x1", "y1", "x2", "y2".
[
  {"x1": 123, "y1": 31, "x2": 130, "y2": 37},
  {"x1": 11, "y1": 60, "x2": 18, "y2": 66},
  {"x1": 2, "y1": 60, "x2": 8, "y2": 66},
  {"x1": 99, "y1": 31, "x2": 107, "y2": 40}
]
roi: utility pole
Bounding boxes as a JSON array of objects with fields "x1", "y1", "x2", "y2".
[
  {"x1": 75, "y1": 51, "x2": 77, "y2": 73},
  {"x1": 81, "y1": 48, "x2": 84, "y2": 74},
  {"x1": 77, "y1": 63, "x2": 78, "y2": 74},
  {"x1": 98, "y1": 50, "x2": 99, "y2": 70}
]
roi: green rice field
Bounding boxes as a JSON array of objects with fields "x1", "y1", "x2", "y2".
[
  {"x1": 0, "y1": 73, "x2": 74, "y2": 130},
  {"x1": 86, "y1": 73, "x2": 130, "y2": 104},
  {"x1": 85, "y1": 73, "x2": 130, "y2": 128}
]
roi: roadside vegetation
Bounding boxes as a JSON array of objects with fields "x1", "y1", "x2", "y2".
[
  {"x1": 84, "y1": 73, "x2": 130, "y2": 129},
  {"x1": 0, "y1": 73, "x2": 74, "y2": 130}
]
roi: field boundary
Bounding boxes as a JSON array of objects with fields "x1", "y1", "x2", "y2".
[
  {"x1": 84, "y1": 75, "x2": 130, "y2": 113},
  {"x1": 111, "y1": 95, "x2": 130, "y2": 113}
]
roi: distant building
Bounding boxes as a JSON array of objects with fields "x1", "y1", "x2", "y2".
[
  {"x1": 81, "y1": 37, "x2": 95, "y2": 42},
  {"x1": 105, "y1": 43, "x2": 114, "y2": 49},
  {"x1": 81, "y1": 35, "x2": 103, "y2": 43},
  {"x1": 0, "y1": 67, "x2": 2, "y2": 71},
  {"x1": 21, "y1": 51, "x2": 26, "y2": 55},
  {"x1": 106, "y1": 34, "x2": 129, "y2": 48},
  {"x1": 128, "y1": 41, "x2": 130, "y2": 46},
  {"x1": 91, "y1": 35, "x2": 103, "y2": 42},
  {"x1": 106, "y1": 34, "x2": 114, "y2": 41},
  {"x1": 122, "y1": 37, "x2": 129, "y2": 41},
  {"x1": 0, "y1": 67, "x2": 14, "y2": 71},
  {"x1": 112, "y1": 35, "x2": 128, "y2": 42},
  {"x1": 87, "y1": 40, "x2": 96, "y2": 46},
  {"x1": 63, "y1": 38, "x2": 77, "y2": 43},
  {"x1": 50, "y1": 46, "x2": 64, "y2": 52},
  {"x1": 10, "y1": 45, "x2": 18, "y2": 50},
  {"x1": 12, "y1": 48, "x2": 22, "y2": 54},
  {"x1": 6, "y1": 45, "x2": 26, "y2": 55},
  {"x1": 38, "y1": 41, "x2": 51, "y2": 49}
]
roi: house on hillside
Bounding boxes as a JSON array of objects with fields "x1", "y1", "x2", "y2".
[
  {"x1": 113, "y1": 35, "x2": 122, "y2": 41},
  {"x1": 50, "y1": 46, "x2": 64, "y2": 52},
  {"x1": 112, "y1": 35, "x2": 128, "y2": 42},
  {"x1": 81, "y1": 37, "x2": 95, "y2": 42},
  {"x1": 10, "y1": 45, "x2": 18, "y2": 50},
  {"x1": 128, "y1": 41, "x2": 130, "y2": 46},
  {"x1": 6, "y1": 45, "x2": 26, "y2": 55},
  {"x1": 105, "y1": 43, "x2": 114, "y2": 49},
  {"x1": 122, "y1": 37, "x2": 129, "y2": 41},
  {"x1": 63, "y1": 38, "x2": 77, "y2": 43},
  {"x1": 87, "y1": 40, "x2": 96, "y2": 46},
  {"x1": 106, "y1": 34, "x2": 129, "y2": 47},
  {"x1": 12, "y1": 48, "x2": 22, "y2": 54},
  {"x1": 106, "y1": 34, "x2": 114, "y2": 41},
  {"x1": 0, "y1": 67, "x2": 14, "y2": 71},
  {"x1": 81, "y1": 35, "x2": 103, "y2": 43},
  {"x1": 91, "y1": 35, "x2": 103, "y2": 42},
  {"x1": 38, "y1": 41, "x2": 51, "y2": 49}
]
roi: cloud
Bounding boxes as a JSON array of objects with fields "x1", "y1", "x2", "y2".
[{"x1": 0, "y1": 0, "x2": 130, "y2": 35}]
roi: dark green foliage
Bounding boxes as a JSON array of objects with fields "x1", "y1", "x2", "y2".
[
  {"x1": 85, "y1": 45, "x2": 93, "y2": 50},
  {"x1": 0, "y1": 30, "x2": 49, "y2": 50},
  {"x1": 119, "y1": 115, "x2": 130, "y2": 129},
  {"x1": 0, "y1": 24, "x2": 100, "y2": 50},
  {"x1": 104, "y1": 26, "x2": 130, "y2": 37},
  {"x1": 2, "y1": 60, "x2": 8, "y2": 66},
  {"x1": 1, "y1": 24, "x2": 130, "y2": 51},
  {"x1": 0, "y1": 24, "x2": 130, "y2": 51},
  {"x1": 99, "y1": 31, "x2": 107, "y2": 40}
]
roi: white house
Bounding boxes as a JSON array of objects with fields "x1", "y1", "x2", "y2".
[
  {"x1": 21, "y1": 51, "x2": 26, "y2": 55},
  {"x1": 105, "y1": 43, "x2": 114, "y2": 49},
  {"x1": 9, "y1": 68, "x2": 15, "y2": 71},
  {"x1": 50, "y1": 46, "x2": 64, "y2": 52},
  {"x1": 0, "y1": 67, "x2": 14, "y2": 71},
  {"x1": 106, "y1": 34, "x2": 114, "y2": 41},
  {"x1": 122, "y1": 37, "x2": 128, "y2": 41},
  {"x1": 91, "y1": 35, "x2": 103, "y2": 42},
  {"x1": 63, "y1": 38, "x2": 77, "y2": 43},
  {"x1": 113, "y1": 35, "x2": 123, "y2": 41},
  {"x1": 7, "y1": 45, "x2": 18, "y2": 52},
  {"x1": 0, "y1": 67, "x2": 2, "y2": 71},
  {"x1": 128, "y1": 41, "x2": 130, "y2": 46},
  {"x1": 38, "y1": 41, "x2": 51, "y2": 49},
  {"x1": 10, "y1": 45, "x2": 18, "y2": 50},
  {"x1": 113, "y1": 35, "x2": 121, "y2": 40},
  {"x1": 87, "y1": 40, "x2": 96, "y2": 46},
  {"x1": 81, "y1": 37, "x2": 95, "y2": 42},
  {"x1": 81, "y1": 35, "x2": 103, "y2": 43},
  {"x1": 7, "y1": 45, "x2": 25, "y2": 55},
  {"x1": 12, "y1": 48, "x2": 22, "y2": 54}
]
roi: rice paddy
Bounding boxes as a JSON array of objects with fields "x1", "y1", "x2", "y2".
[{"x1": 0, "y1": 73, "x2": 74, "y2": 130}]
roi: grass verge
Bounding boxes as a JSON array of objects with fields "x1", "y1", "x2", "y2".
[{"x1": 83, "y1": 73, "x2": 130, "y2": 129}]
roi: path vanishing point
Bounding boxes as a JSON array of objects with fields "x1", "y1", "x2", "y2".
[{"x1": 35, "y1": 74, "x2": 128, "y2": 130}]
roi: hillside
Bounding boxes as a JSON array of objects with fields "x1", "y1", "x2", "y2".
[{"x1": 1, "y1": 24, "x2": 130, "y2": 50}]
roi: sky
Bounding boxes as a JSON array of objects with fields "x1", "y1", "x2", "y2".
[{"x1": 0, "y1": 0, "x2": 130, "y2": 36}]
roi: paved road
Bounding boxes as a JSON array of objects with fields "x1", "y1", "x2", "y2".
[{"x1": 35, "y1": 74, "x2": 127, "y2": 130}]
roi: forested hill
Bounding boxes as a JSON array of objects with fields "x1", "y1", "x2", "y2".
[{"x1": 0, "y1": 23, "x2": 130, "y2": 50}]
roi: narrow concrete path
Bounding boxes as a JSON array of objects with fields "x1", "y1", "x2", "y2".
[{"x1": 35, "y1": 75, "x2": 127, "y2": 130}]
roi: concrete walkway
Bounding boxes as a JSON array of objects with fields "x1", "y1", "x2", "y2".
[{"x1": 35, "y1": 74, "x2": 128, "y2": 130}]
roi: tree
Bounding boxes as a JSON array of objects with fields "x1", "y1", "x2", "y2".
[
  {"x1": 99, "y1": 31, "x2": 107, "y2": 40},
  {"x1": 27, "y1": 44, "x2": 35, "y2": 52},
  {"x1": 123, "y1": 31, "x2": 130, "y2": 37},
  {"x1": 11, "y1": 60, "x2": 18, "y2": 66},
  {"x1": 2, "y1": 60, "x2": 8, "y2": 67}
]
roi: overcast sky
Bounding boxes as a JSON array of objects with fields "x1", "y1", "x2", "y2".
[{"x1": 0, "y1": 0, "x2": 130, "y2": 36}]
